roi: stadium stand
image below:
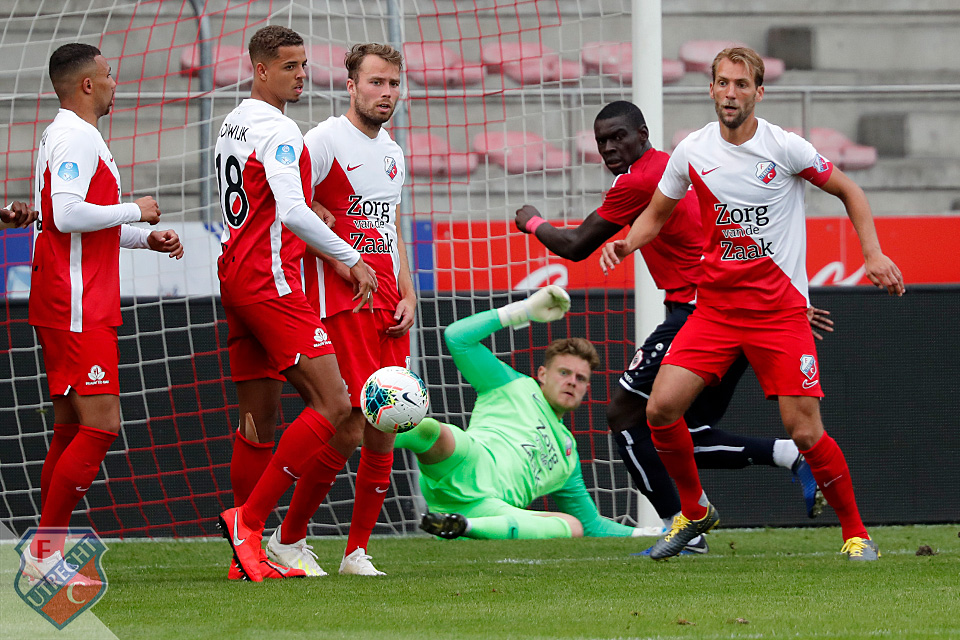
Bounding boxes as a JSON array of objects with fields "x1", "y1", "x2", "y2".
[
  {"x1": 581, "y1": 41, "x2": 684, "y2": 84},
  {"x1": 406, "y1": 132, "x2": 478, "y2": 178},
  {"x1": 403, "y1": 42, "x2": 484, "y2": 88},
  {"x1": 480, "y1": 41, "x2": 583, "y2": 85},
  {"x1": 472, "y1": 130, "x2": 571, "y2": 173}
]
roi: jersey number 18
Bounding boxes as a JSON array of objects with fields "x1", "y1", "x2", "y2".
[{"x1": 216, "y1": 153, "x2": 249, "y2": 228}]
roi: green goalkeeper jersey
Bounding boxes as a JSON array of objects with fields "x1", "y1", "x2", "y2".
[{"x1": 418, "y1": 309, "x2": 637, "y2": 537}]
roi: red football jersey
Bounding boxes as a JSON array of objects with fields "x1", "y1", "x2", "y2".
[
  {"x1": 30, "y1": 109, "x2": 124, "y2": 331},
  {"x1": 596, "y1": 150, "x2": 704, "y2": 304},
  {"x1": 215, "y1": 99, "x2": 311, "y2": 306},
  {"x1": 302, "y1": 116, "x2": 405, "y2": 318}
]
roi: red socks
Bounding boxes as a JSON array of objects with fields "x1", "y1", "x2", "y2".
[
  {"x1": 230, "y1": 428, "x2": 274, "y2": 507},
  {"x1": 649, "y1": 417, "x2": 708, "y2": 521},
  {"x1": 32, "y1": 425, "x2": 117, "y2": 559},
  {"x1": 801, "y1": 432, "x2": 868, "y2": 541},
  {"x1": 345, "y1": 448, "x2": 394, "y2": 556},
  {"x1": 40, "y1": 423, "x2": 79, "y2": 509},
  {"x1": 241, "y1": 407, "x2": 335, "y2": 532},
  {"x1": 281, "y1": 444, "x2": 349, "y2": 544}
]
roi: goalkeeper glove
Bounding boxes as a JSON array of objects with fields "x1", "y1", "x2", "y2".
[{"x1": 497, "y1": 285, "x2": 571, "y2": 328}]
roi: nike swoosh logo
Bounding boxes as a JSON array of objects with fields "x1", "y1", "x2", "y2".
[
  {"x1": 802, "y1": 379, "x2": 820, "y2": 389},
  {"x1": 264, "y1": 560, "x2": 289, "y2": 574},
  {"x1": 374, "y1": 487, "x2": 388, "y2": 494},
  {"x1": 701, "y1": 166, "x2": 720, "y2": 175},
  {"x1": 401, "y1": 391, "x2": 419, "y2": 405},
  {"x1": 282, "y1": 466, "x2": 300, "y2": 479},
  {"x1": 232, "y1": 512, "x2": 246, "y2": 546},
  {"x1": 346, "y1": 163, "x2": 362, "y2": 171},
  {"x1": 75, "y1": 486, "x2": 88, "y2": 492},
  {"x1": 823, "y1": 475, "x2": 842, "y2": 488}
]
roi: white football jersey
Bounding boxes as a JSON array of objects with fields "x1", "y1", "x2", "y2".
[
  {"x1": 660, "y1": 118, "x2": 834, "y2": 310},
  {"x1": 214, "y1": 99, "x2": 310, "y2": 306},
  {"x1": 302, "y1": 115, "x2": 405, "y2": 318}
]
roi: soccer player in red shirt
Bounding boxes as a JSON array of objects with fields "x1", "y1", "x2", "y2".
[
  {"x1": 515, "y1": 101, "x2": 828, "y2": 554},
  {"x1": 214, "y1": 27, "x2": 376, "y2": 582},
  {"x1": 25, "y1": 43, "x2": 182, "y2": 583},
  {"x1": 266, "y1": 43, "x2": 415, "y2": 576},
  {"x1": 601, "y1": 48, "x2": 904, "y2": 560}
]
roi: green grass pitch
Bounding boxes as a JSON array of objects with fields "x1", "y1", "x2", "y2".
[{"x1": 75, "y1": 524, "x2": 959, "y2": 639}]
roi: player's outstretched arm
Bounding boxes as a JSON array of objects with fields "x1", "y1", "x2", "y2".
[
  {"x1": 515, "y1": 205, "x2": 622, "y2": 262},
  {"x1": 444, "y1": 311, "x2": 524, "y2": 395},
  {"x1": 599, "y1": 189, "x2": 679, "y2": 275},
  {"x1": 550, "y1": 465, "x2": 639, "y2": 537},
  {"x1": 1, "y1": 201, "x2": 37, "y2": 229},
  {"x1": 819, "y1": 168, "x2": 904, "y2": 296}
]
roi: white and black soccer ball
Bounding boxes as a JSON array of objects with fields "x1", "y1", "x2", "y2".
[{"x1": 360, "y1": 366, "x2": 429, "y2": 434}]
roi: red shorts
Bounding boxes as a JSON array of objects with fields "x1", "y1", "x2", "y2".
[
  {"x1": 324, "y1": 308, "x2": 411, "y2": 407},
  {"x1": 662, "y1": 305, "x2": 824, "y2": 399},
  {"x1": 225, "y1": 293, "x2": 336, "y2": 382},
  {"x1": 35, "y1": 326, "x2": 120, "y2": 397}
]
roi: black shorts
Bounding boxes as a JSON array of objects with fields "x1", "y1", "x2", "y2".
[{"x1": 618, "y1": 302, "x2": 749, "y2": 428}]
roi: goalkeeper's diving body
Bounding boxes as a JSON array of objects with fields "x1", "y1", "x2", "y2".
[{"x1": 404, "y1": 285, "x2": 653, "y2": 540}]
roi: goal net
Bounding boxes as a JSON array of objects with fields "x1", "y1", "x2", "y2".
[{"x1": 0, "y1": 0, "x2": 646, "y2": 539}]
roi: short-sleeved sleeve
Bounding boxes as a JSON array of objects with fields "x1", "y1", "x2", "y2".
[
  {"x1": 783, "y1": 131, "x2": 834, "y2": 187},
  {"x1": 595, "y1": 173, "x2": 653, "y2": 227},
  {"x1": 303, "y1": 121, "x2": 336, "y2": 187},
  {"x1": 46, "y1": 128, "x2": 97, "y2": 198},
  {"x1": 657, "y1": 139, "x2": 693, "y2": 200},
  {"x1": 260, "y1": 118, "x2": 305, "y2": 181}
]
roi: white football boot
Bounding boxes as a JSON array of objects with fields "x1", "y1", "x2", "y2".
[
  {"x1": 21, "y1": 548, "x2": 102, "y2": 586},
  {"x1": 265, "y1": 525, "x2": 328, "y2": 577},
  {"x1": 339, "y1": 548, "x2": 386, "y2": 576}
]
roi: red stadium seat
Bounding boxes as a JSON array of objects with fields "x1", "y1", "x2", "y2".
[
  {"x1": 576, "y1": 130, "x2": 603, "y2": 164},
  {"x1": 481, "y1": 42, "x2": 582, "y2": 85},
  {"x1": 472, "y1": 130, "x2": 570, "y2": 173},
  {"x1": 581, "y1": 42, "x2": 684, "y2": 84},
  {"x1": 308, "y1": 44, "x2": 348, "y2": 89},
  {"x1": 179, "y1": 44, "x2": 253, "y2": 88},
  {"x1": 678, "y1": 40, "x2": 784, "y2": 82},
  {"x1": 406, "y1": 132, "x2": 479, "y2": 177},
  {"x1": 404, "y1": 42, "x2": 484, "y2": 88},
  {"x1": 785, "y1": 127, "x2": 877, "y2": 170}
]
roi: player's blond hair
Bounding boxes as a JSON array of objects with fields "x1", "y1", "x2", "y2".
[
  {"x1": 248, "y1": 25, "x2": 303, "y2": 64},
  {"x1": 544, "y1": 338, "x2": 601, "y2": 371},
  {"x1": 711, "y1": 46, "x2": 765, "y2": 88},
  {"x1": 344, "y1": 43, "x2": 403, "y2": 81}
]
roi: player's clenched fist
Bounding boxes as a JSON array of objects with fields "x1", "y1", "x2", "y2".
[
  {"x1": 147, "y1": 229, "x2": 184, "y2": 259},
  {"x1": 135, "y1": 196, "x2": 161, "y2": 224}
]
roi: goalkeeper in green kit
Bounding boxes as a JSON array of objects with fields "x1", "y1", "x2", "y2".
[{"x1": 399, "y1": 285, "x2": 656, "y2": 540}]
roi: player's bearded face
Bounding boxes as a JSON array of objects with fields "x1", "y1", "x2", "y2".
[
  {"x1": 538, "y1": 355, "x2": 591, "y2": 414},
  {"x1": 710, "y1": 59, "x2": 763, "y2": 130},
  {"x1": 263, "y1": 45, "x2": 308, "y2": 104},
  {"x1": 349, "y1": 55, "x2": 401, "y2": 128},
  {"x1": 92, "y1": 55, "x2": 116, "y2": 118}
]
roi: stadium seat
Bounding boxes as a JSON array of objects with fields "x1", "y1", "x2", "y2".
[
  {"x1": 308, "y1": 43, "x2": 348, "y2": 89},
  {"x1": 581, "y1": 42, "x2": 684, "y2": 84},
  {"x1": 471, "y1": 130, "x2": 570, "y2": 173},
  {"x1": 480, "y1": 42, "x2": 582, "y2": 85},
  {"x1": 403, "y1": 42, "x2": 484, "y2": 88},
  {"x1": 179, "y1": 44, "x2": 253, "y2": 88},
  {"x1": 576, "y1": 130, "x2": 603, "y2": 164},
  {"x1": 677, "y1": 40, "x2": 784, "y2": 82},
  {"x1": 406, "y1": 132, "x2": 479, "y2": 177},
  {"x1": 785, "y1": 127, "x2": 877, "y2": 170}
]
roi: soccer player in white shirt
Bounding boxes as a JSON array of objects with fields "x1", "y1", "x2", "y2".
[
  {"x1": 214, "y1": 26, "x2": 377, "y2": 582},
  {"x1": 600, "y1": 47, "x2": 904, "y2": 561},
  {"x1": 25, "y1": 43, "x2": 182, "y2": 583},
  {"x1": 266, "y1": 43, "x2": 415, "y2": 577}
]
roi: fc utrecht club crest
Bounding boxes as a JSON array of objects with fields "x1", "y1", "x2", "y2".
[
  {"x1": 755, "y1": 161, "x2": 777, "y2": 184},
  {"x1": 800, "y1": 354, "x2": 818, "y2": 380},
  {"x1": 14, "y1": 527, "x2": 108, "y2": 629},
  {"x1": 384, "y1": 156, "x2": 398, "y2": 180}
]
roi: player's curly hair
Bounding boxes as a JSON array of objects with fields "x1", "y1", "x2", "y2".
[
  {"x1": 712, "y1": 46, "x2": 765, "y2": 87},
  {"x1": 544, "y1": 338, "x2": 600, "y2": 371},
  {"x1": 344, "y1": 43, "x2": 403, "y2": 81},
  {"x1": 248, "y1": 25, "x2": 303, "y2": 64}
]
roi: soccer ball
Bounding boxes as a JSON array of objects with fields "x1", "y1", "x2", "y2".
[{"x1": 360, "y1": 366, "x2": 429, "y2": 434}]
